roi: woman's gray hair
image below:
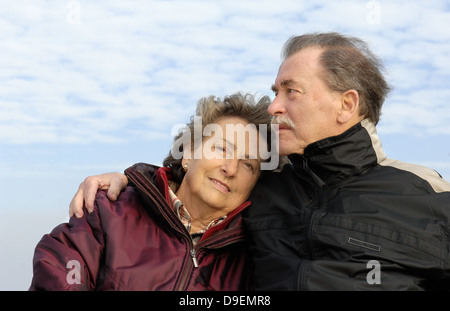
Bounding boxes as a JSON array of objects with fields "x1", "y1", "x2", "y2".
[
  {"x1": 282, "y1": 32, "x2": 391, "y2": 125},
  {"x1": 163, "y1": 92, "x2": 278, "y2": 184}
]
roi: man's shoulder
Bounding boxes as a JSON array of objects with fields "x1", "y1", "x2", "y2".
[{"x1": 377, "y1": 158, "x2": 450, "y2": 193}]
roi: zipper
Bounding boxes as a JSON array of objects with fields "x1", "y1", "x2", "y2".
[
  {"x1": 188, "y1": 228, "x2": 245, "y2": 271},
  {"x1": 175, "y1": 246, "x2": 195, "y2": 290},
  {"x1": 190, "y1": 248, "x2": 199, "y2": 268},
  {"x1": 126, "y1": 167, "x2": 246, "y2": 290},
  {"x1": 302, "y1": 157, "x2": 327, "y2": 260},
  {"x1": 175, "y1": 227, "x2": 246, "y2": 290},
  {"x1": 126, "y1": 170, "x2": 197, "y2": 290}
]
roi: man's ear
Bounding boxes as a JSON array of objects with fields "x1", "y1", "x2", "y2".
[{"x1": 337, "y1": 90, "x2": 360, "y2": 124}]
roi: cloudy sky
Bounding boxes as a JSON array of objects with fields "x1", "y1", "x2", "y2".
[{"x1": 1, "y1": 0, "x2": 449, "y2": 290}]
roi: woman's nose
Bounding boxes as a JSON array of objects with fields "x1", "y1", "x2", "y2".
[{"x1": 220, "y1": 159, "x2": 239, "y2": 177}]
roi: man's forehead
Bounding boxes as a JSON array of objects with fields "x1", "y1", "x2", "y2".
[
  {"x1": 273, "y1": 49, "x2": 323, "y2": 87},
  {"x1": 280, "y1": 47, "x2": 322, "y2": 71}
]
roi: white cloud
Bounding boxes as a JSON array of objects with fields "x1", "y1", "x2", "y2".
[
  {"x1": 0, "y1": 0, "x2": 449, "y2": 145},
  {"x1": 382, "y1": 88, "x2": 450, "y2": 136}
]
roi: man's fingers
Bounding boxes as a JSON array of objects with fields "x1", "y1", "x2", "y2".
[
  {"x1": 68, "y1": 173, "x2": 128, "y2": 218},
  {"x1": 107, "y1": 174, "x2": 128, "y2": 201},
  {"x1": 69, "y1": 186, "x2": 85, "y2": 218},
  {"x1": 83, "y1": 176, "x2": 101, "y2": 213}
]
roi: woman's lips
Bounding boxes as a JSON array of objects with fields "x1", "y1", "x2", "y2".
[{"x1": 209, "y1": 178, "x2": 230, "y2": 193}]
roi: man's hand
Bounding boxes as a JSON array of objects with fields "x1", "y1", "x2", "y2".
[{"x1": 69, "y1": 173, "x2": 128, "y2": 218}]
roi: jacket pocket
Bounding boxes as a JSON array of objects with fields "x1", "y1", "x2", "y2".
[{"x1": 311, "y1": 215, "x2": 445, "y2": 289}]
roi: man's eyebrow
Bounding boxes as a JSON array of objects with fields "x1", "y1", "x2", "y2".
[
  {"x1": 281, "y1": 79, "x2": 301, "y2": 88},
  {"x1": 271, "y1": 79, "x2": 301, "y2": 92}
]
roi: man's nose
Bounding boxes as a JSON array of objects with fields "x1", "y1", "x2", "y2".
[{"x1": 267, "y1": 95, "x2": 285, "y2": 116}]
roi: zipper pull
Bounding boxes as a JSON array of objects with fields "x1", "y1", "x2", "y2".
[{"x1": 190, "y1": 249, "x2": 199, "y2": 268}]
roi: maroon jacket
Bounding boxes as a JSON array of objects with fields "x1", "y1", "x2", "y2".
[{"x1": 30, "y1": 163, "x2": 254, "y2": 291}]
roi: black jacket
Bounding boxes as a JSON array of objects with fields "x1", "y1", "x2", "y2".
[{"x1": 244, "y1": 119, "x2": 450, "y2": 290}]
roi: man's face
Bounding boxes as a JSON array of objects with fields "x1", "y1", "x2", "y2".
[{"x1": 269, "y1": 47, "x2": 342, "y2": 156}]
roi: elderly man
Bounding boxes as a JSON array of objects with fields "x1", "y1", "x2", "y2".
[{"x1": 69, "y1": 32, "x2": 450, "y2": 290}]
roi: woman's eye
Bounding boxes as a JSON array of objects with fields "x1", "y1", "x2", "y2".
[
  {"x1": 243, "y1": 162, "x2": 254, "y2": 170},
  {"x1": 216, "y1": 145, "x2": 225, "y2": 152},
  {"x1": 214, "y1": 145, "x2": 233, "y2": 158}
]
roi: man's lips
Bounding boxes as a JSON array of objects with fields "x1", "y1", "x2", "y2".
[
  {"x1": 209, "y1": 178, "x2": 230, "y2": 193},
  {"x1": 275, "y1": 124, "x2": 291, "y2": 131}
]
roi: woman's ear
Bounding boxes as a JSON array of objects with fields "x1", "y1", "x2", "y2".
[
  {"x1": 337, "y1": 89, "x2": 360, "y2": 124},
  {"x1": 182, "y1": 143, "x2": 194, "y2": 161},
  {"x1": 181, "y1": 159, "x2": 190, "y2": 172}
]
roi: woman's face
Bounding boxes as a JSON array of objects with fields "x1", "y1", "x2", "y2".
[{"x1": 180, "y1": 116, "x2": 265, "y2": 215}]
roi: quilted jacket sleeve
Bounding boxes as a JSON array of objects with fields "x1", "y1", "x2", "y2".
[{"x1": 29, "y1": 202, "x2": 105, "y2": 291}]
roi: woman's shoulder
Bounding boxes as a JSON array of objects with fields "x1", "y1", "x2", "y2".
[{"x1": 94, "y1": 186, "x2": 148, "y2": 220}]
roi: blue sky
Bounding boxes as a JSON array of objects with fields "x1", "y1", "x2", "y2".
[{"x1": 1, "y1": 0, "x2": 449, "y2": 290}]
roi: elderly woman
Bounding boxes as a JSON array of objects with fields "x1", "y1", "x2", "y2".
[{"x1": 30, "y1": 93, "x2": 277, "y2": 291}]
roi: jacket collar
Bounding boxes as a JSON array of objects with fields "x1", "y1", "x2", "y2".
[
  {"x1": 288, "y1": 119, "x2": 386, "y2": 185},
  {"x1": 155, "y1": 166, "x2": 174, "y2": 204}
]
